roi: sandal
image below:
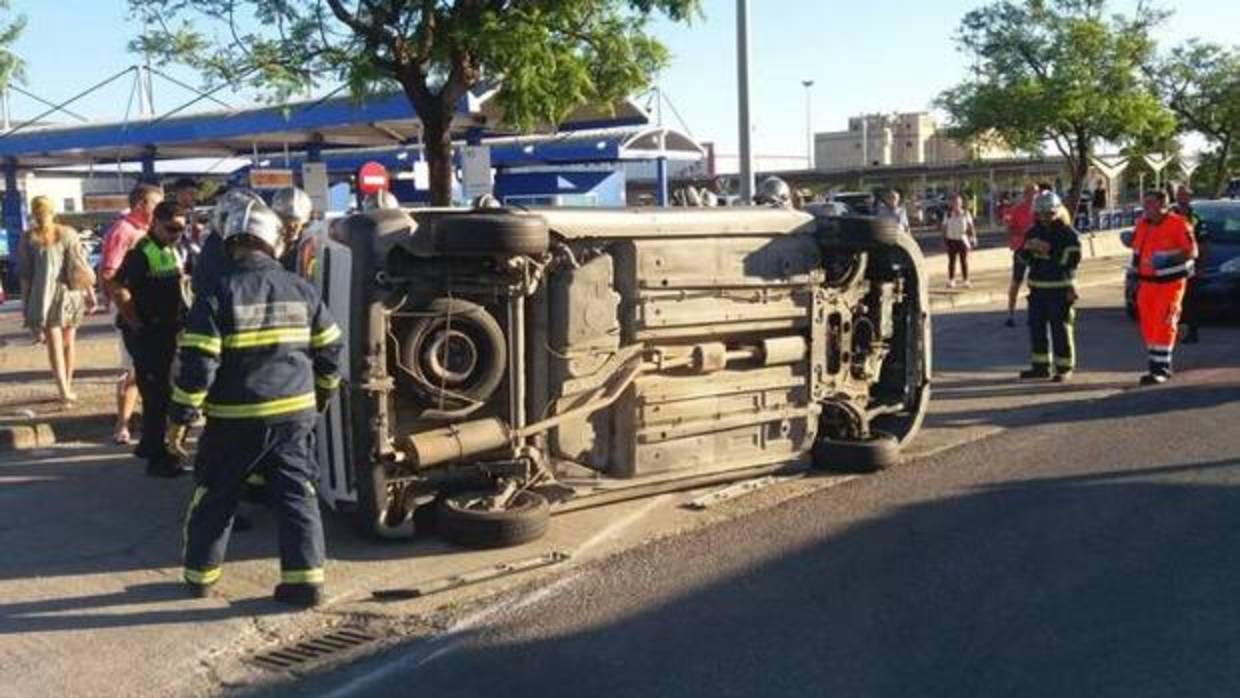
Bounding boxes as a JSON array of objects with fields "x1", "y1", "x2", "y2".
[{"x1": 113, "y1": 428, "x2": 132, "y2": 445}]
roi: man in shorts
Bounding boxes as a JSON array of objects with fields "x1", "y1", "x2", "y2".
[
  {"x1": 99, "y1": 183, "x2": 164, "y2": 445},
  {"x1": 1004, "y1": 183, "x2": 1038, "y2": 327}
]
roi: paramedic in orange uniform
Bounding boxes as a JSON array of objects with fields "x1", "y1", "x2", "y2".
[{"x1": 1130, "y1": 190, "x2": 1198, "y2": 385}]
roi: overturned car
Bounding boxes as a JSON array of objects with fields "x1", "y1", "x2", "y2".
[{"x1": 303, "y1": 206, "x2": 931, "y2": 547}]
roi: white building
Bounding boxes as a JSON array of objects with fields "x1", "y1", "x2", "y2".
[{"x1": 814, "y1": 112, "x2": 1010, "y2": 171}]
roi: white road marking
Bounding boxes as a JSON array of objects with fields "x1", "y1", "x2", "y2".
[{"x1": 318, "y1": 495, "x2": 670, "y2": 697}]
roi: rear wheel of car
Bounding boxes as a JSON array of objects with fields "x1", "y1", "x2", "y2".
[
  {"x1": 437, "y1": 490, "x2": 550, "y2": 549},
  {"x1": 432, "y1": 212, "x2": 550, "y2": 256},
  {"x1": 811, "y1": 431, "x2": 900, "y2": 473},
  {"x1": 835, "y1": 216, "x2": 902, "y2": 247}
]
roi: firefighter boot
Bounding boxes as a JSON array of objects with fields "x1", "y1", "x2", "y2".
[
  {"x1": 1019, "y1": 366, "x2": 1052, "y2": 380},
  {"x1": 274, "y1": 583, "x2": 324, "y2": 608}
]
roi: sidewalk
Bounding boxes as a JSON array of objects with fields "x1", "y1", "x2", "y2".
[
  {"x1": 928, "y1": 256, "x2": 1129, "y2": 312},
  {"x1": 0, "y1": 307, "x2": 122, "y2": 448}
]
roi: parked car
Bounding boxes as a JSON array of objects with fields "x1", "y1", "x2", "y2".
[
  {"x1": 301, "y1": 206, "x2": 931, "y2": 546},
  {"x1": 1123, "y1": 199, "x2": 1240, "y2": 319}
]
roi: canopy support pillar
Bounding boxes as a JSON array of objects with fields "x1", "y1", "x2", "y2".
[{"x1": 3, "y1": 158, "x2": 23, "y2": 290}]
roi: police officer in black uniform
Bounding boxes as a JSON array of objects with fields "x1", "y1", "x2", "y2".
[
  {"x1": 108, "y1": 200, "x2": 191, "y2": 477},
  {"x1": 1018, "y1": 191, "x2": 1082, "y2": 382},
  {"x1": 169, "y1": 201, "x2": 342, "y2": 607}
]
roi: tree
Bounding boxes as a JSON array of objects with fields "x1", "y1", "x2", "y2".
[
  {"x1": 0, "y1": 1, "x2": 26, "y2": 90},
  {"x1": 936, "y1": 0, "x2": 1175, "y2": 210},
  {"x1": 1150, "y1": 41, "x2": 1240, "y2": 197},
  {"x1": 129, "y1": 0, "x2": 699, "y2": 205}
]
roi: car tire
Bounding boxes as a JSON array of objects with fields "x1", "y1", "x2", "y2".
[
  {"x1": 436, "y1": 490, "x2": 550, "y2": 549},
  {"x1": 432, "y1": 212, "x2": 550, "y2": 256},
  {"x1": 811, "y1": 430, "x2": 900, "y2": 473},
  {"x1": 836, "y1": 215, "x2": 902, "y2": 247},
  {"x1": 399, "y1": 298, "x2": 507, "y2": 411}
]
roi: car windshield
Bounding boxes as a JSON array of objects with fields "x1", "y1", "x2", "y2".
[{"x1": 1196, "y1": 203, "x2": 1240, "y2": 243}]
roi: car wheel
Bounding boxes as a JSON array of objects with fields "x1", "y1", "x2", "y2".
[
  {"x1": 437, "y1": 490, "x2": 550, "y2": 549},
  {"x1": 399, "y1": 298, "x2": 507, "y2": 411},
  {"x1": 432, "y1": 212, "x2": 550, "y2": 256},
  {"x1": 811, "y1": 430, "x2": 900, "y2": 473},
  {"x1": 833, "y1": 215, "x2": 902, "y2": 247}
]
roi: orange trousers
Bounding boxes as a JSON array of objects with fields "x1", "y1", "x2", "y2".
[{"x1": 1136, "y1": 279, "x2": 1186, "y2": 374}]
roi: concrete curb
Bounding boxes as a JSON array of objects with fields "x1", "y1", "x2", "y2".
[
  {"x1": 923, "y1": 229, "x2": 1127, "y2": 275},
  {"x1": 0, "y1": 422, "x2": 56, "y2": 451},
  {"x1": 929, "y1": 274, "x2": 1123, "y2": 312}
]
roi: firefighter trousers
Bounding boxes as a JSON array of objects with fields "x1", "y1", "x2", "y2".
[
  {"x1": 123, "y1": 327, "x2": 179, "y2": 464},
  {"x1": 1136, "y1": 279, "x2": 1186, "y2": 376},
  {"x1": 1027, "y1": 288, "x2": 1076, "y2": 373},
  {"x1": 182, "y1": 419, "x2": 325, "y2": 588}
]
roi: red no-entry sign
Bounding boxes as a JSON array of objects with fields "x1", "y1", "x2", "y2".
[{"x1": 357, "y1": 161, "x2": 390, "y2": 195}]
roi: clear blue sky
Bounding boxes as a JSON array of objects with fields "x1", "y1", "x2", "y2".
[{"x1": 7, "y1": 0, "x2": 1240, "y2": 163}]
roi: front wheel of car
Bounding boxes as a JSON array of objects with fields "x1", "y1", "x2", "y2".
[
  {"x1": 811, "y1": 431, "x2": 900, "y2": 473},
  {"x1": 836, "y1": 216, "x2": 902, "y2": 248},
  {"x1": 436, "y1": 490, "x2": 551, "y2": 549}
]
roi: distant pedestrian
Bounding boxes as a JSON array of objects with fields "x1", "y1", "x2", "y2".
[
  {"x1": 941, "y1": 193, "x2": 977, "y2": 289},
  {"x1": 108, "y1": 201, "x2": 191, "y2": 477},
  {"x1": 1091, "y1": 180, "x2": 1108, "y2": 230},
  {"x1": 1131, "y1": 190, "x2": 1197, "y2": 385},
  {"x1": 1174, "y1": 185, "x2": 1205, "y2": 345},
  {"x1": 1017, "y1": 191, "x2": 1082, "y2": 382},
  {"x1": 18, "y1": 196, "x2": 94, "y2": 407},
  {"x1": 99, "y1": 183, "x2": 164, "y2": 445},
  {"x1": 875, "y1": 189, "x2": 910, "y2": 233},
  {"x1": 172, "y1": 177, "x2": 203, "y2": 273},
  {"x1": 1003, "y1": 183, "x2": 1038, "y2": 327}
]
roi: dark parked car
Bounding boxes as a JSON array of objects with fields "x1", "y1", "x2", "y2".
[{"x1": 1124, "y1": 199, "x2": 1240, "y2": 319}]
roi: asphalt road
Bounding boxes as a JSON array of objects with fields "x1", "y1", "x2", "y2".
[{"x1": 298, "y1": 353, "x2": 1240, "y2": 697}]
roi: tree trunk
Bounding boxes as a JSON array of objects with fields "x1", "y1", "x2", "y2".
[
  {"x1": 421, "y1": 114, "x2": 455, "y2": 206},
  {"x1": 1212, "y1": 134, "x2": 1233, "y2": 199},
  {"x1": 1067, "y1": 132, "x2": 1090, "y2": 227}
]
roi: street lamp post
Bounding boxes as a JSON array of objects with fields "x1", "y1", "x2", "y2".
[
  {"x1": 736, "y1": 0, "x2": 754, "y2": 202},
  {"x1": 802, "y1": 79, "x2": 814, "y2": 170}
]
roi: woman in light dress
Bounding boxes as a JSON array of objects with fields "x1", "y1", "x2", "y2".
[{"x1": 18, "y1": 196, "x2": 93, "y2": 406}]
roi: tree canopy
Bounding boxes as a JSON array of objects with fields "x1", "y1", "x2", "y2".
[
  {"x1": 0, "y1": 1, "x2": 26, "y2": 90},
  {"x1": 129, "y1": 0, "x2": 700, "y2": 204},
  {"x1": 1150, "y1": 41, "x2": 1240, "y2": 197},
  {"x1": 937, "y1": 0, "x2": 1175, "y2": 208}
]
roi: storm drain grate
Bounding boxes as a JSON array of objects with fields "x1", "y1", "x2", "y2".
[{"x1": 250, "y1": 628, "x2": 377, "y2": 671}]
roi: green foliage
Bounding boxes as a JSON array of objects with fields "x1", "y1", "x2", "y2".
[
  {"x1": 1150, "y1": 41, "x2": 1240, "y2": 196},
  {"x1": 0, "y1": 0, "x2": 26, "y2": 89},
  {"x1": 128, "y1": 1, "x2": 699, "y2": 203},
  {"x1": 936, "y1": 0, "x2": 1175, "y2": 204}
]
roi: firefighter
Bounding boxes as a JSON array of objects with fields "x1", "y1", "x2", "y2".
[
  {"x1": 168, "y1": 201, "x2": 343, "y2": 606},
  {"x1": 271, "y1": 187, "x2": 314, "y2": 273},
  {"x1": 108, "y1": 200, "x2": 192, "y2": 477},
  {"x1": 1174, "y1": 185, "x2": 1205, "y2": 344},
  {"x1": 1017, "y1": 191, "x2": 1082, "y2": 382},
  {"x1": 1131, "y1": 190, "x2": 1197, "y2": 385},
  {"x1": 192, "y1": 188, "x2": 263, "y2": 299}
]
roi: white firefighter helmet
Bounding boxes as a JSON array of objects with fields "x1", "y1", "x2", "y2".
[
  {"x1": 222, "y1": 200, "x2": 284, "y2": 256},
  {"x1": 210, "y1": 188, "x2": 263, "y2": 235},
  {"x1": 755, "y1": 176, "x2": 791, "y2": 206},
  {"x1": 362, "y1": 190, "x2": 400, "y2": 212},
  {"x1": 1033, "y1": 190, "x2": 1063, "y2": 215},
  {"x1": 271, "y1": 187, "x2": 314, "y2": 225}
]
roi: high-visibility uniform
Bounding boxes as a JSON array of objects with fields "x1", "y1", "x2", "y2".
[
  {"x1": 1018, "y1": 219, "x2": 1082, "y2": 374},
  {"x1": 1130, "y1": 212, "x2": 1197, "y2": 376},
  {"x1": 170, "y1": 251, "x2": 342, "y2": 590},
  {"x1": 114, "y1": 236, "x2": 188, "y2": 470}
]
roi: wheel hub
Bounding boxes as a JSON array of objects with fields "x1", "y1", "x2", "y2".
[{"x1": 422, "y1": 329, "x2": 478, "y2": 385}]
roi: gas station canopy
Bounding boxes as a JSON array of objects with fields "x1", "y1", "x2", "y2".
[{"x1": 0, "y1": 90, "x2": 651, "y2": 169}]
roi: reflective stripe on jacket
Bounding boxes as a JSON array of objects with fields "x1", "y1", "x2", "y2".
[
  {"x1": 1018, "y1": 220, "x2": 1081, "y2": 290},
  {"x1": 170, "y1": 251, "x2": 342, "y2": 424}
]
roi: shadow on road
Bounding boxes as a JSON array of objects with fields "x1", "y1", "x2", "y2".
[{"x1": 359, "y1": 452, "x2": 1240, "y2": 698}]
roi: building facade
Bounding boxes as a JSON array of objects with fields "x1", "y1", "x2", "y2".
[{"x1": 814, "y1": 112, "x2": 1009, "y2": 171}]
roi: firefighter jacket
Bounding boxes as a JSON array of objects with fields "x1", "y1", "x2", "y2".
[
  {"x1": 169, "y1": 252, "x2": 342, "y2": 425},
  {"x1": 1018, "y1": 219, "x2": 1082, "y2": 290},
  {"x1": 1130, "y1": 212, "x2": 1197, "y2": 283}
]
